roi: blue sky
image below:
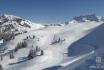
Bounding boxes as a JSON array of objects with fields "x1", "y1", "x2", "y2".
[{"x1": 0, "y1": 0, "x2": 104, "y2": 23}]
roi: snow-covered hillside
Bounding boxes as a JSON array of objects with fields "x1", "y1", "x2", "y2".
[
  {"x1": 0, "y1": 14, "x2": 104, "y2": 70},
  {"x1": 0, "y1": 14, "x2": 44, "y2": 34}
]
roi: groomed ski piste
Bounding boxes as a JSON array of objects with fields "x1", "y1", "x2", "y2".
[{"x1": 0, "y1": 14, "x2": 104, "y2": 70}]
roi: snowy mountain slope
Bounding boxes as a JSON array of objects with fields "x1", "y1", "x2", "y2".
[
  {"x1": 58, "y1": 20, "x2": 104, "y2": 70},
  {"x1": 49, "y1": 22, "x2": 103, "y2": 53},
  {"x1": 0, "y1": 14, "x2": 104, "y2": 70},
  {"x1": 0, "y1": 14, "x2": 44, "y2": 35},
  {"x1": 68, "y1": 23, "x2": 104, "y2": 56}
]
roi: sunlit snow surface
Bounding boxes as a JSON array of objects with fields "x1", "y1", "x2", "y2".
[{"x1": 0, "y1": 15, "x2": 104, "y2": 70}]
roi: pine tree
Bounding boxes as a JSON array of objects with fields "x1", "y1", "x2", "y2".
[
  {"x1": 14, "y1": 41, "x2": 27, "y2": 52},
  {"x1": 0, "y1": 55, "x2": 3, "y2": 61},
  {"x1": 40, "y1": 50, "x2": 44, "y2": 55},
  {"x1": 28, "y1": 49, "x2": 35, "y2": 59},
  {"x1": 36, "y1": 46, "x2": 40, "y2": 51},
  {"x1": 9, "y1": 51, "x2": 14, "y2": 59},
  {"x1": 0, "y1": 64, "x2": 3, "y2": 70},
  {"x1": 33, "y1": 35, "x2": 35, "y2": 39}
]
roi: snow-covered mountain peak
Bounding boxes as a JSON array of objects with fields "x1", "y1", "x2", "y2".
[
  {"x1": 0, "y1": 14, "x2": 22, "y2": 23},
  {"x1": 0, "y1": 14, "x2": 44, "y2": 36},
  {"x1": 73, "y1": 14, "x2": 99, "y2": 22},
  {"x1": 3, "y1": 14, "x2": 21, "y2": 20},
  {"x1": 66, "y1": 14, "x2": 104, "y2": 24}
]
